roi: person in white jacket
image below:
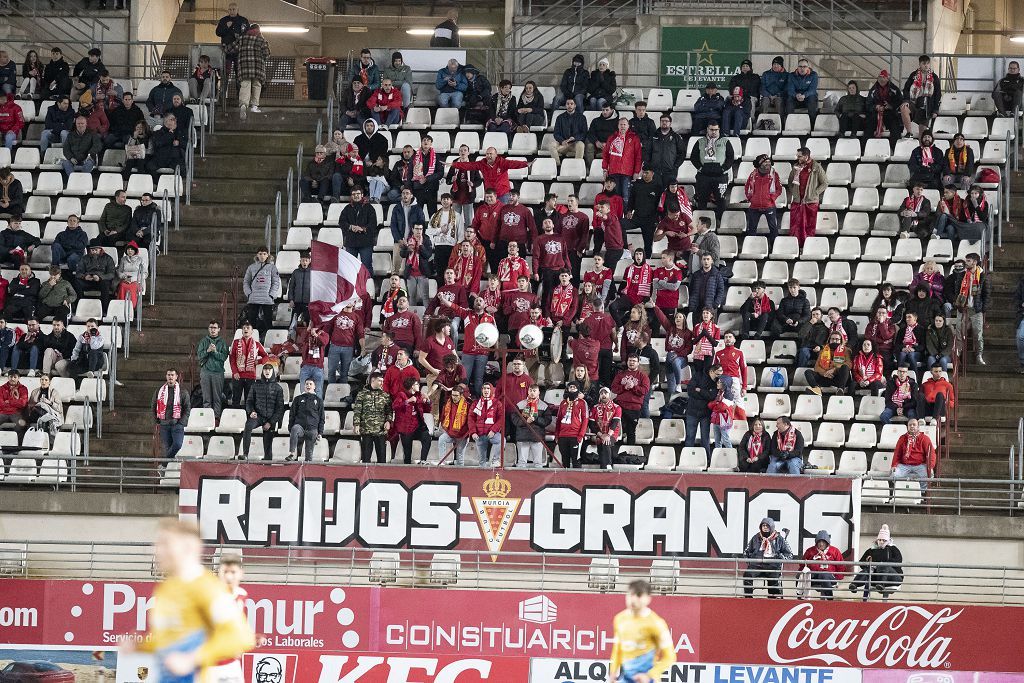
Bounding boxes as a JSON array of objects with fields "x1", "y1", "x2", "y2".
[
  {"x1": 116, "y1": 241, "x2": 148, "y2": 308},
  {"x1": 69, "y1": 318, "x2": 105, "y2": 378}
]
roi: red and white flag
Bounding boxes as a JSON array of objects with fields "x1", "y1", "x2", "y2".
[{"x1": 309, "y1": 240, "x2": 370, "y2": 325}]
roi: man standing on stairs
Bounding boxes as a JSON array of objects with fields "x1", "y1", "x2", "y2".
[
  {"x1": 233, "y1": 23, "x2": 270, "y2": 119},
  {"x1": 949, "y1": 252, "x2": 990, "y2": 365},
  {"x1": 152, "y1": 367, "x2": 190, "y2": 465},
  {"x1": 216, "y1": 3, "x2": 250, "y2": 100},
  {"x1": 243, "y1": 247, "x2": 281, "y2": 340},
  {"x1": 198, "y1": 321, "x2": 229, "y2": 420}
]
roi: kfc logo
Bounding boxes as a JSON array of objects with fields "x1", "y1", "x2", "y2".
[
  {"x1": 246, "y1": 653, "x2": 299, "y2": 683},
  {"x1": 767, "y1": 603, "x2": 961, "y2": 668}
]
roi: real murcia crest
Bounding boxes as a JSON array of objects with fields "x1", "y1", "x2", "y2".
[{"x1": 471, "y1": 474, "x2": 521, "y2": 562}]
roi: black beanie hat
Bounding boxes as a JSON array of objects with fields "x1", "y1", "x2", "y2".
[{"x1": 772, "y1": 56, "x2": 785, "y2": 67}]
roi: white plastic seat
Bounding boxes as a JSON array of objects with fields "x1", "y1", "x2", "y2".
[
  {"x1": 51, "y1": 197, "x2": 82, "y2": 222},
  {"x1": 557, "y1": 158, "x2": 587, "y2": 182},
  {"x1": 792, "y1": 394, "x2": 823, "y2": 421},
  {"x1": 981, "y1": 140, "x2": 1008, "y2": 164},
  {"x1": 656, "y1": 419, "x2": 685, "y2": 444},
  {"x1": 676, "y1": 447, "x2": 707, "y2": 472},
  {"x1": 125, "y1": 174, "x2": 155, "y2": 197},
  {"x1": 831, "y1": 138, "x2": 861, "y2": 161},
  {"x1": 893, "y1": 238, "x2": 923, "y2": 263},
  {"x1": 760, "y1": 260, "x2": 789, "y2": 285},
  {"x1": 826, "y1": 162, "x2": 852, "y2": 186},
  {"x1": 34, "y1": 171, "x2": 64, "y2": 196},
  {"x1": 275, "y1": 250, "x2": 300, "y2": 276},
  {"x1": 938, "y1": 92, "x2": 968, "y2": 115},
  {"x1": 846, "y1": 422, "x2": 878, "y2": 449},
  {"x1": 283, "y1": 227, "x2": 312, "y2": 250},
  {"x1": 850, "y1": 187, "x2": 879, "y2": 211},
  {"x1": 723, "y1": 285, "x2": 750, "y2": 312},
  {"x1": 806, "y1": 449, "x2": 836, "y2": 475},
  {"x1": 215, "y1": 408, "x2": 247, "y2": 434},
  {"x1": 739, "y1": 339, "x2": 766, "y2": 365},
  {"x1": 784, "y1": 114, "x2": 811, "y2": 134},
  {"x1": 528, "y1": 157, "x2": 556, "y2": 180},
  {"x1": 815, "y1": 422, "x2": 846, "y2": 449},
  {"x1": 333, "y1": 439, "x2": 361, "y2": 463},
  {"x1": 773, "y1": 137, "x2": 800, "y2": 161},
  {"x1": 870, "y1": 451, "x2": 894, "y2": 473},
  {"x1": 819, "y1": 287, "x2": 848, "y2": 311},
  {"x1": 518, "y1": 181, "x2": 545, "y2": 205},
  {"x1": 770, "y1": 236, "x2": 799, "y2": 260},
  {"x1": 893, "y1": 480, "x2": 923, "y2": 506},
  {"x1": 812, "y1": 115, "x2": 840, "y2": 137},
  {"x1": 837, "y1": 450, "x2": 868, "y2": 475},
  {"x1": 862, "y1": 138, "x2": 891, "y2": 162},
  {"x1": 72, "y1": 299, "x2": 103, "y2": 323},
  {"x1": 881, "y1": 188, "x2": 909, "y2": 211},
  {"x1": 759, "y1": 393, "x2": 792, "y2": 419},
  {"x1": 798, "y1": 236, "x2": 828, "y2": 261},
  {"x1": 645, "y1": 446, "x2": 678, "y2": 471},
  {"x1": 647, "y1": 88, "x2": 674, "y2": 111},
  {"x1": 930, "y1": 116, "x2": 959, "y2": 139},
  {"x1": 294, "y1": 202, "x2": 324, "y2": 226},
  {"x1": 768, "y1": 340, "x2": 797, "y2": 364},
  {"x1": 817, "y1": 261, "x2": 848, "y2": 286},
  {"x1": 452, "y1": 132, "x2": 481, "y2": 153},
  {"x1": 739, "y1": 236, "x2": 768, "y2": 259},
  {"x1": 184, "y1": 408, "x2": 215, "y2": 433},
  {"x1": 510, "y1": 133, "x2": 539, "y2": 156},
  {"x1": 403, "y1": 107, "x2": 432, "y2": 130},
  {"x1": 481, "y1": 132, "x2": 510, "y2": 154},
  {"x1": 863, "y1": 237, "x2": 893, "y2": 261},
  {"x1": 882, "y1": 164, "x2": 911, "y2": 188},
  {"x1": 707, "y1": 448, "x2": 738, "y2": 473},
  {"x1": 990, "y1": 117, "x2": 1016, "y2": 142},
  {"x1": 742, "y1": 137, "x2": 771, "y2": 162},
  {"x1": 752, "y1": 113, "x2": 782, "y2": 136},
  {"x1": 819, "y1": 187, "x2": 849, "y2": 210}
]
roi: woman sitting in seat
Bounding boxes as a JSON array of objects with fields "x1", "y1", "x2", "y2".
[{"x1": 737, "y1": 416, "x2": 770, "y2": 473}]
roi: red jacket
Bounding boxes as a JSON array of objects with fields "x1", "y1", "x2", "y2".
[
  {"x1": 744, "y1": 169, "x2": 783, "y2": 210},
  {"x1": 453, "y1": 157, "x2": 529, "y2": 200},
  {"x1": 471, "y1": 201, "x2": 504, "y2": 243},
  {"x1": 299, "y1": 328, "x2": 330, "y2": 369},
  {"x1": 0, "y1": 381, "x2": 27, "y2": 415},
  {"x1": 0, "y1": 100, "x2": 25, "y2": 136},
  {"x1": 367, "y1": 87, "x2": 403, "y2": 117},
  {"x1": 392, "y1": 393, "x2": 430, "y2": 434},
  {"x1": 601, "y1": 130, "x2": 643, "y2": 177},
  {"x1": 852, "y1": 352, "x2": 885, "y2": 384},
  {"x1": 611, "y1": 369, "x2": 650, "y2": 411},
  {"x1": 383, "y1": 362, "x2": 421, "y2": 399},
  {"x1": 893, "y1": 432, "x2": 936, "y2": 470},
  {"x1": 922, "y1": 377, "x2": 954, "y2": 407},
  {"x1": 497, "y1": 203, "x2": 536, "y2": 244},
  {"x1": 567, "y1": 337, "x2": 600, "y2": 378},
  {"x1": 715, "y1": 345, "x2": 748, "y2": 385},
  {"x1": 595, "y1": 214, "x2": 624, "y2": 250},
  {"x1": 555, "y1": 398, "x2": 589, "y2": 439},
  {"x1": 468, "y1": 396, "x2": 502, "y2": 435},
  {"x1": 457, "y1": 310, "x2": 496, "y2": 356},
  {"x1": 801, "y1": 545, "x2": 846, "y2": 578},
  {"x1": 590, "y1": 401, "x2": 621, "y2": 441}
]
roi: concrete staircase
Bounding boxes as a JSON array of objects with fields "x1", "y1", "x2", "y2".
[
  {"x1": 83, "y1": 101, "x2": 321, "y2": 469},
  {"x1": 942, "y1": 174, "x2": 1024, "y2": 481}
]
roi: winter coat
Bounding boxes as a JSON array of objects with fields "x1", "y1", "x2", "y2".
[
  {"x1": 216, "y1": 12, "x2": 250, "y2": 45},
  {"x1": 0, "y1": 228, "x2": 39, "y2": 254},
  {"x1": 769, "y1": 427, "x2": 805, "y2": 462},
  {"x1": 464, "y1": 70, "x2": 492, "y2": 109},
  {"x1": 234, "y1": 32, "x2": 271, "y2": 84},
  {"x1": 738, "y1": 430, "x2": 771, "y2": 472},
  {"x1": 744, "y1": 169, "x2": 782, "y2": 209},
  {"x1": 858, "y1": 543, "x2": 904, "y2": 585},
  {"x1": 382, "y1": 63, "x2": 413, "y2": 90},
  {"x1": 243, "y1": 258, "x2": 281, "y2": 305},
  {"x1": 43, "y1": 104, "x2": 76, "y2": 134},
  {"x1": 776, "y1": 292, "x2": 810, "y2": 325},
  {"x1": 787, "y1": 69, "x2": 819, "y2": 98},
  {"x1": 98, "y1": 202, "x2": 132, "y2": 234},
  {"x1": 884, "y1": 378, "x2": 920, "y2": 413},
  {"x1": 689, "y1": 266, "x2": 726, "y2": 311},
  {"x1": 646, "y1": 129, "x2": 687, "y2": 173},
  {"x1": 77, "y1": 252, "x2": 116, "y2": 282},
  {"x1": 6, "y1": 275, "x2": 39, "y2": 310},
  {"x1": 389, "y1": 201, "x2": 427, "y2": 242},
  {"x1": 354, "y1": 128, "x2": 389, "y2": 164},
  {"x1": 0, "y1": 61, "x2": 15, "y2": 92},
  {"x1": 692, "y1": 94, "x2": 725, "y2": 120},
  {"x1": 53, "y1": 227, "x2": 89, "y2": 256},
  {"x1": 435, "y1": 65, "x2": 468, "y2": 94},
  {"x1": 0, "y1": 382, "x2": 28, "y2": 416},
  {"x1": 602, "y1": 130, "x2": 643, "y2": 177},
  {"x1": 289, "y1": 391, "x2": 325, "y2": 435},
  {"x1": 452, "y1": 158, "x2": 528, "y2": 201},
  {"x1": 349, "y1": 58, "x2": 381, "y2": 92},
  {"x1": 288, "y1": 265, "x2": 311, "y2": 306},
  {"x1": 339, "y1": 201, "x2": 379, "y2": 249},
  {"x1": 761, "y1": 68, "x2": 789, "y2": 98},
  {"x1": 946, "y1": 267, "x2": 991, "y2": 313},
  {"x1": 117, "y1": 253, "x2": 147, "y2": 289},
  {"x1": 686, "y1": 370, "x2": 717, "y2": 419},
  {"x1": 729, "y1": 70, "x2": 762, "y2": 100},
  {"x1": 789, "y1": 160, "x2": 828, "y2": 204},
  {"x1": 586, "y1": 111, "x2": 620, "y2": 145},
  {"x1": 108, "y1": 103, "x2": 144, "y2": 137},
  {"x1": 197, "y1": 334, "x2": 229, "y2": 375},
  {"x1": 510, "y1": 398, "x2": 551, "y2": 443},
  {"x1": 352, "y1": 387, "x2": 393, "y2": 436},
  {"x1": 801, "y1": 533, "x2": 845, "y2": 578},
  {"x1": 151, "y1": 383, "x2": 190, "y2": 426},
  {"x1": 587, "y1": 69, "x2": 616, "y2": 101},
  {"x1": 147, "y1": 82, "x2": 182, "y2": 117},
  {"x1": 904, "y1": 292, "x2": 942, "y2": 324},
  {"x1": 37, "y1": 277, "x2": 76, "y2": 309},
  {"x1": 836, "y1": 93, "x2": 867, "y2": 117},
  {"x1": 63, "y1": 129, "x2": 102, "y2": 163},
  {"x1": 72, "y1": 57, "x2": 103, "y2": 86},
  {"x1": 560, "y1": 59, "x2": 590, "y2": 98},
  {"x1": 246, "y1": 376, "x2": 285, "y2": 425},
  {"x1": 400, "y1": 235, "x2": 435, "y2": 279},
  {"x1": 28, "y1": 386, "x2": 63, "y2": 423},
  {"x1": 553, "y1": 109, "x2": 588, "y2": 144},
  {"x1": 743, "y1": 517, "x2": 794, "y2": 567},
  {"x1": 926, "y1": 325, "x2": 954, "y2": 357}
]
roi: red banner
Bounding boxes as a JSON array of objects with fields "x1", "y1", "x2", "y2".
[
  {"x1": 179, "y1": 462, "x2": 861, "y2": 559},
  {"x1": 2, "y1": 579, "x2": 1024, "y2": 681}
]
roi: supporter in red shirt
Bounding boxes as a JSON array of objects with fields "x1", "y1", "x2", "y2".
[
  {"x1": 919, "y1": 363, "x2": 954, "y2": 423},
  {"x1": 452, "y1": 147, "x2": 528, "y2": 202},
  {"x1": 582, "y1": 253, "x2": 613, "y2": 304},
  {"x1": 229, "y1": 322, "x2": 268, "y2": 408},
  {"x1": 497, "y1": 190, "x2": 537, "y2": 258},
  {"x1": 383, "y1": 348, "x2": 420, "y2": 399},
  {"x1": 714, "y1": 331, "x2": 748, "y2": 400},
  {"x1": 587, "y1": 303, "x2": 619, "y2": 385},
  {"x1": 590, "y1": 386, "x2": 621, "y2": 470},
  {"x1": 594, "y1": 178, "x2": 624, "y2": 220},
  {"x1": 650, "y1": 251, "x2": 684, "y2": 337},
  {"x1": 427, "y1": 267, "x2": 469, "y2": 347},
  {"x1": 594, "y1": 199, "x2": 625, "y2": 268},
  {"x1": 371, "y1": 330, "x2": 400, "y2": 375},
  {"x1": 533, "y1": 218, "x2": 571, "y2": 307},
  {"x1": 555, "y1": 380, "x2": 589, "y2": 468},
  {"x1": 654, "y1": 307, "x2": 693, "y2": 398},
  {"x1": 391, "y1": 376, "x2": 432, "y2": 464},
  {"x1": 611, "y1": 353, "x2": 650, "y2": 444},
  {"x1": 743, "y1": 154, "x2": 784, "y2": 248},
  {"x1": 560, "y1": 195, "x2": 591, "y2": 281},
  {"x1": 469, "y1": 189, "x2": 504, "y2": 272},
  {"x1": 297, "y1": 322, "x2": 329, "y2": 398},
  {"x1": 653, "y1": 207, "x2": 693, "y2": 264},
  {"x1": 327, "y1": 303, "x2": 365, "y2": 386},
  {"x1": 382, "y1": 295, "x2": 423, "y2": 353},
  {"x1": 547, "y1": 270, "x2": 578, "y2": 329},
  {"x1": 453, "y1": 296, "x2": 495, "y2": 396},
  {"x1": 498, "y1": 357, "x2": 532, "y2": 428},
  {"x1": 568, "y1": 321, "x2": 601, "y2": 380},
  {"x1": 602, "y1": 117, "x2": 643, "y2": 207},
  {"x1": 502, "y1": 276, "x2": 539, "y2": 340},
  {"x1": 800, "y1": 530, "x2": 846, "y2": 600},
  {"x1": 892, "y1": 418, "x2": 936, "y2": 490},
  {"x1": 0, "y1": 371, "x2": 27, "y2": 428},
  {"x1": 497, "y1": 240, "x2": 531, "y2": 293},
  {"x1": 418, "y1": 317, "x2": 457, "y2": 378},
  {"x1": 468, "y1": 382, "x2": 503, "y2": 466},
  {"x1": 852, "y1": 338, "x2": 886, "y2": 394}
]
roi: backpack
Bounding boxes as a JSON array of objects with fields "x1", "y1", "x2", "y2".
[{"x1": 770, "y1": 367, "x2": 785, "y2": 388}]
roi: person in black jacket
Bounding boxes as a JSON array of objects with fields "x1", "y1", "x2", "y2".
[
  {"x1": 894, "y1": 310, "x2": 927, "y2": 370},
  {"x1": 866, "y1": 70, "x2": 903, "y2": 140},
  {"x1": 737, "y1": 417, "x2": 771, "y2": 473},
  {"x1": 127, "y1": 193, "x2": 160, "y2": 250},
  {"x1": 849, "y1": 524, "x2": 903, "y2": 598},
  {"x1": 900, "y1": 55, "x2": 941, "y2": 136},
  {"x1": 146, "y1": 114, "x2": 187, "y2": 175},
  {"x1": 728, "y1": 59, "x2": 762, "y2": 102},
  {"x1": 42, "y1": 48, "x2": 71, "y2": 101},
  {"x1": 70, "y1": 48, "x2": 103, "y2": 103},
  {"x1": 153, "y1": 368, "x2": 190, "y2": 463},
  {"x1": 646, "y1": 115, "x2": 686, "y2": 192},
  {"x1": 42, "y1": 318, "x2": 76, "y2": 377},
  {"x1": 0, "y1": 167, "x2": 24, "y2": 219},
  {"x1": 554, "y1": 54, "x2": 589, "y2": 111},
  {"x1": 430, "y1": 7, "x2": 460, "y2": 48},
  {"x1": 584, "y1": 103, "x2": 619, "y2": 167},
  {"x1": 0, "y1": 218, "x2": 39, "y2": 266},
  {"x1": 105, "y1": 91, "x2": 144, "y2": 148},
  {"x1": 287, "y1": 378, "x2": 325, "y2": 461},
  {"x1": 5, "y1": 264, "x2": 39, "y2": 322},
  {"x1": 301, "y1": 146, "x2": 335, "y2": 203},
  {"x1": 685, "y1": 363, "x2": 721, "y2": 461},
  {"x1": 548, "y1": 97, "x2": 587, "y2": 164},
  {"x1": 463, "y1": 66, "x2": 492, "y2": 124},
  {"x1": 353, "y1": 118, "x2": 389, "y2": 165},
  {"x1": 628, "y1": 168, "x2": 661, "y2": 258},
  {"x1": 339, "y1": 187, "x2": 378, "y2": 271},
  {"x1": 242, "y1": 363, "x2": 285, "y2": 460},
  {"x1": 766, "y1": 416, "x2": 805, "y2": 474},
  {"x1": 216, "y1": 2, "x2": 249, "y2": 97},
  {"x1": 879, "y1": 364, "x2": 919, "y2": 424},
  {"x1": 772, "y1": 279, "x2": 811, "y2": 337},
  {"x1": 994, "y1": 61, "x2": 1024, "y2": 116},
  {"x1": 39, "y1": 96, "x2": 75, "y2": 156},
  {"x1": 628, "y1": 101, "x2": 657, "y2": 151},
  {"x1": 587, "y1": 58, "x2": 616, "y2": 110}
]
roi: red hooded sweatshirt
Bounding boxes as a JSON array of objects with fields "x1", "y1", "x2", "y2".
[{"x1": 555, "y1": 398, "x2": 589, "y2": 439}]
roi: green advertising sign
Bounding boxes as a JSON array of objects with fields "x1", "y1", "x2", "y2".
[{"x1": 660, "y1": 26, "x2": 752, "y2": 90}]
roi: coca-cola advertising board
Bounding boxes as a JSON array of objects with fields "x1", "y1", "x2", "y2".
[
  {"x1": 178, "y1": 462, "x2": 861, "y2": 559},
  {"x1": 2, "y1": 579, "x2": 1024, "y2": 682}
]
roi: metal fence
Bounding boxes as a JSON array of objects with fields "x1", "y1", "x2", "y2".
[{"x1": 1, "y1": 540, "x2": 1022, "y2": 606}]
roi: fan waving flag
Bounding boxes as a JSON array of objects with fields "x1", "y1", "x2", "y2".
[{"x1": 309, "y1": 240, "x2": 371, "y2": 326}]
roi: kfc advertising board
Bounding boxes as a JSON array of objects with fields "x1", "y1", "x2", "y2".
[
  {"x1": 2, "y1": 579, "x2": 1024, "y2": 682},
  {"x1": 179, "y1": 463, "x2": 861, "y2": 559}
]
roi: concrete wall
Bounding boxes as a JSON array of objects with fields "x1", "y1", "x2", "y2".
[{"x1": 928, "y1": 0, "x2": 967, "y2": 54}]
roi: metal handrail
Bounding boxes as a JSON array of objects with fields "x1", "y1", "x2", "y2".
[
  {"x1": 286, "y1": 168, "x2": 294, "y2": 232},
  {"x1": 186, "y1": 129, "x2": 196, "y2": 205},
  {"x1": 274, "y1": 192, "x2": 283, "y2": 252},
  {"x1": 2, "y1": 538, "x2": 1024, "y2": 605},
  {"x1": 264, "y1": 215, "x2": 272, "y2": 252}
]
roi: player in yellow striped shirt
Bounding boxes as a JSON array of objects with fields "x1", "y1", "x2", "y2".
[
  {"x1": 128, "y1": 519, "x2": 256, "y2": 683},
  {"x1": 607, "y1": 580, "x2": 676, "y2": 683}
]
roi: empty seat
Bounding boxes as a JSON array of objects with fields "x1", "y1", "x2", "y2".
[
  {"x1": 815, "y1": 422, "x2": 846, "y2": 448},
  {"x1": 528, "y1": 157, "x2": 556, "y2": 180},
  {"x1": 792, "y1": 394, "x2": 823, "y2": 420},
  {"x1": 806, "y1": 449, "x2": 836, "y2": 475},
  {"x1": 819, "y1": 187, "x2": 849, "y2": 210},
  {"x1": 862, "y1": 138, "x2": 891, "y2": 162},
  {"x1": 837, "y1": 450, "x2": 868, "y2": 475},
  {"x1": 784, "y1": 114, "x2": 811, "y2": 134},
  {"x1": 760, "y1": 393, "x2": 792, "y2": 419},
  {"x1": 820, "y1": 261, "x2": 851, "y2": 285},
  {"x1": 846, "y1": 422, "x2": 878, "y2": 449},
  {"x1": 645, "y1": 446, "x2": 678, "y2": 471},
  {"x1": 676, "y1": 447, "x2": 707, "y2": 472}
]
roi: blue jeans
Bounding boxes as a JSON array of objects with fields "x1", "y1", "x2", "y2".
[
  {"x1": 713, "y1": 424, "x2": 733, "y2": 449},
  {"x1": 10, "y1": 345, "x2": 39, "y2": 371},
  {"x1": 666, "y1": 352, "x2": 687, "y2": 395},
  {"x1": 39, "y1": 129, "x2": 69, "y2": 156},
  {"x1": 684, "y1": 414, "x2": 711, "y2": 461},
  {"x1": 346, "y1": 246, "x2": 373, "y2": 272},
  {"x1": 797, "y1": 347, "x2": 814, "y2": 367},
  {"x1": 327, "y1": 345, "x2": 355, "y2": 384},
  {"x1": 439, "y1": 430, "x2": 468, "y2": 465},
  {"x1": 159, "y1": 424, "x2": 185, "y2": 461},
  {"x1": 399, "y1": 82, "x2": 412, "y2": 108},
  {"x1": 437, "y1": 91, "x2": 464, "y2": 108},
  {"x1": 372, "y1": 108, "x2": 402, "y2": 125},
  {"x1": 722, "y1": 106, "x2": 750, "y2": 136},
  {"x1": 61, "y1": 158, "x2": 95, "y2": 175},
  {"x1": 449, "y1": 316, "x2": 462, "y2": 349},
  {"x1": 474, "y1": 432, "x2": 502, "y2": 466},
  {"x1": 3, "y1": 131, "x2": 15, "y2": 150},
  {"x1": 587, "y1": 96, "x2": 608, "y2": 110},
  {"x1": 611, "y1": 174, "x2": 633, "y2": 208},
  {"x1": 767, "y1": 455, "x2": 802, "y2": 474},
  {"x1": 299, "y1": 365, "x2": 325, "y2": 398},
  {"x1": 51, "y1": 242, "x2": 83, "y2": 272},
  {"x1": 552, "y1": 92, "x2": 585, "y2": 111},
  {"x1": 462, "y1": 353, "x2": 489, "y2": 396},
  {"x1": 1017, "y1": 320, "x2": 1024, "y2": 365},
  {"x1": 927, "y1": 354, "x2": 950, "y2": 371},
  {"x1": 879, "y1": 405, "x2": 916, "y2": 424},
  {"x1": 897, "y1": 350, "x2": 920, "y2": 369},
  {"x1": 720, "y1": 374, "x2": 741, "y2": 401},
  {"x1": 367, "y1": 176, "x2": 389, "y2": 201}
]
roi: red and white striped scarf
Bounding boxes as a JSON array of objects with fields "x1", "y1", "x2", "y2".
[
  {"x1": 550, "y1": 284, "x2": 575, "y2": 318},
  {"x1": 625, "y1": 263, "x2": 652, "y2": 300},
  {"x1": 156, "y1": 383, "x2": 181, "y2": 420}
]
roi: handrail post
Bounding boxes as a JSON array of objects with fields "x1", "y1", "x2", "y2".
[
  {"x1": 136, "y1": 264, "x2": 144, "y2": 332},
  {"x1": 275, "y1": 192, "x2": 283, "y2": 252},
  {"x1": 265, "y1": 215, "x2": 272, "y2": 250},
  {"x1": 150, "y1": 228, "x2": 158, "y2": 306},
  {"x1": 286, "y1": 168, "x2": 294, "y2": 230}
]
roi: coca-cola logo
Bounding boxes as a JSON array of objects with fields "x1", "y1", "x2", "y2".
[{"x1": 767, "y1": 603, "x2": 962, "y2": 668}]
